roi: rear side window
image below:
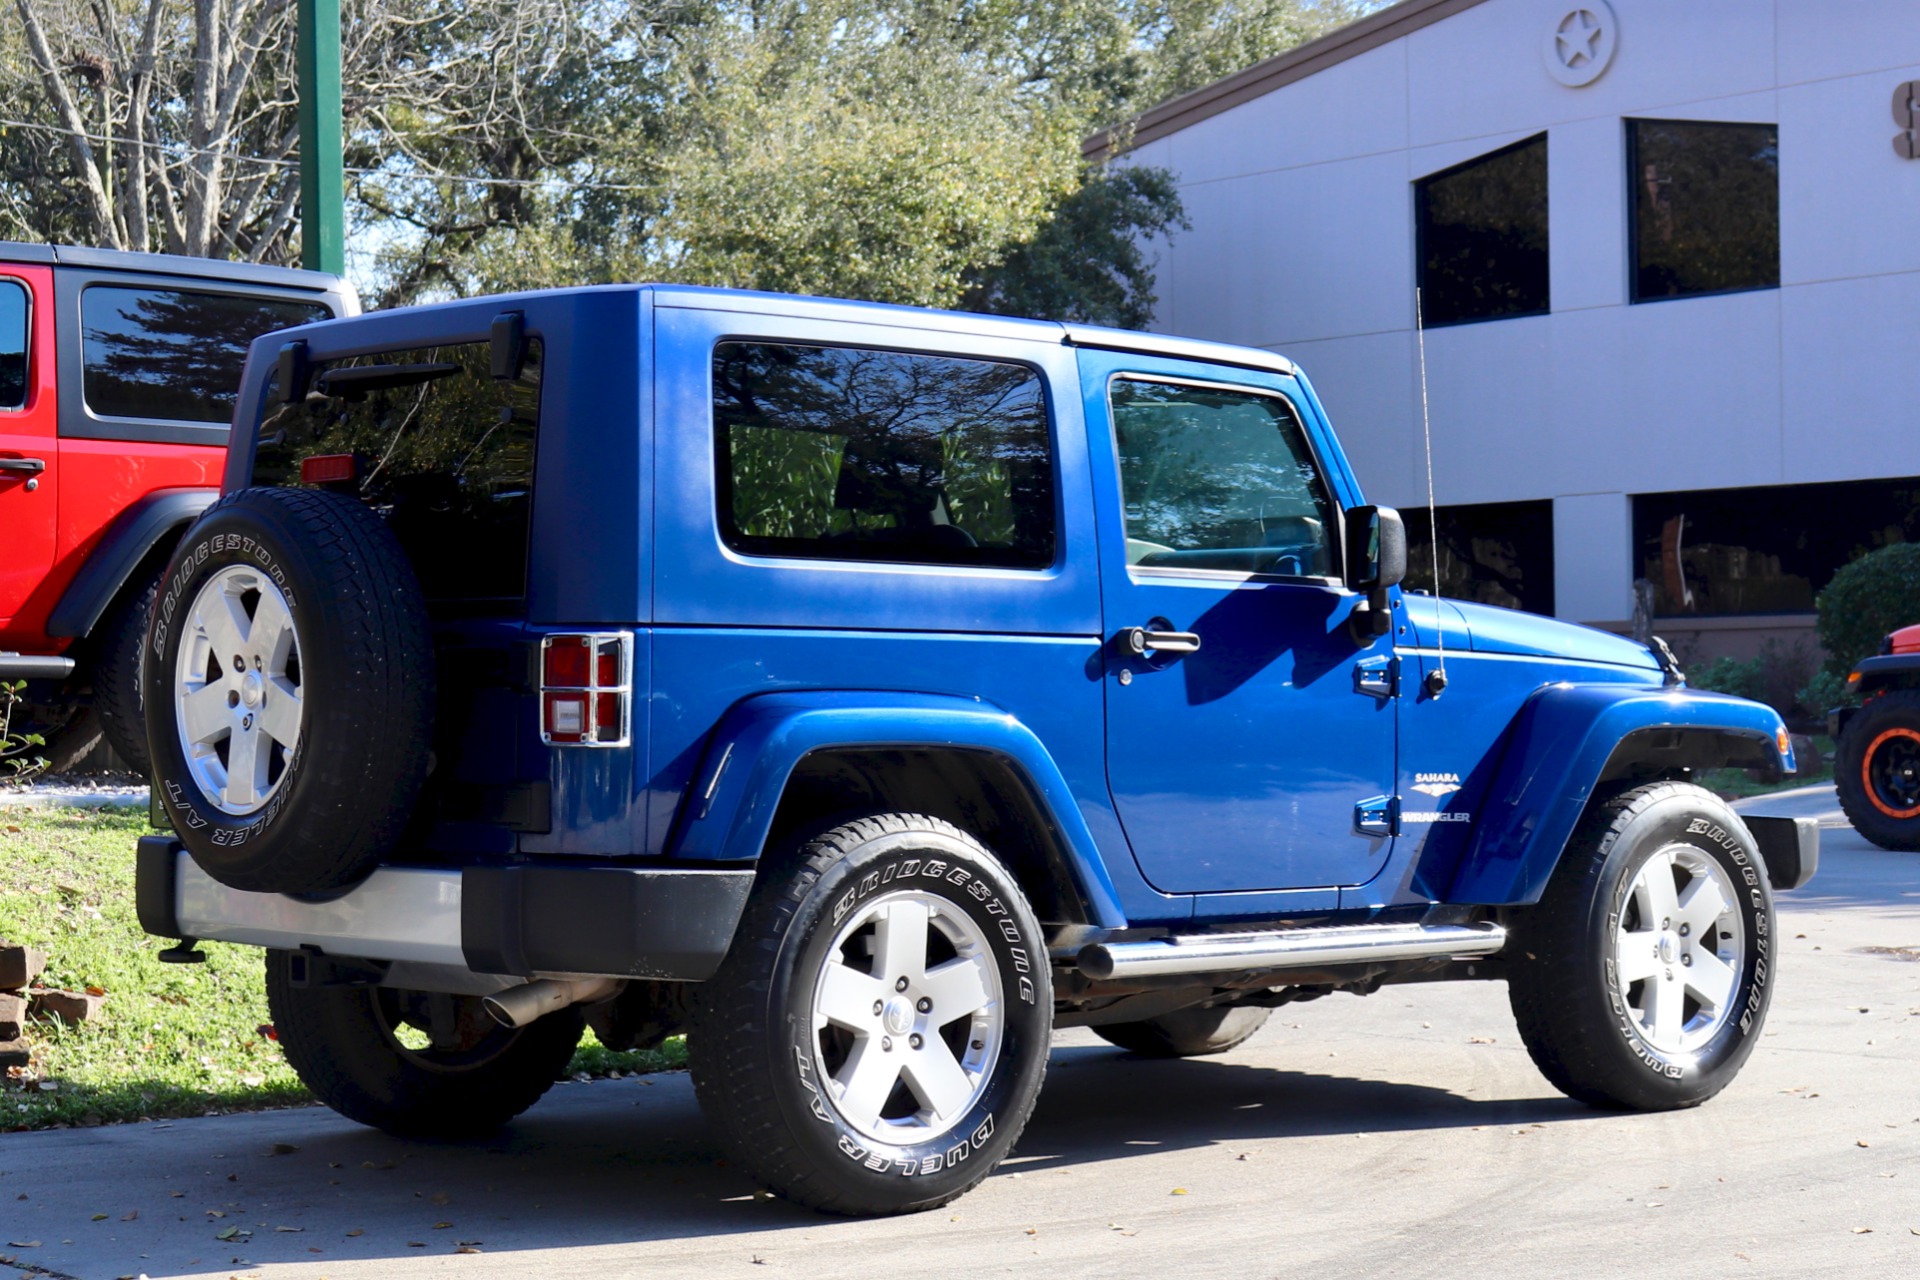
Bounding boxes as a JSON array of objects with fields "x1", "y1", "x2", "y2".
[
  {"x1": 0, "y1": 280, "x2": 25, "y2": 409},
  {"x1": 1109, "y1": 376, "x2": 1336, "y2": 578},
  {"x1": 713, "y1": 341, "x2": 1055, "y2": 569},
  {"x1": 252, "y1": 340, "x2": 542, "y2": 607},
  {"x1": 81, "y1": 286, "x2": 329, "y2": 424}
]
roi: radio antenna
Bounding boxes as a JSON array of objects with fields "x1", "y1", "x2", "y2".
[{"x1": 1415, "y1": 287, "x2": 1447, "y2": 696}]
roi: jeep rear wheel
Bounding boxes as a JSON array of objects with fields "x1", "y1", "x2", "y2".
[
  {"x1": 1835, "y1": 690, "x2": 1920, "y2": 851},
  {"x1": 145, "y1": 487, "x2": 433, "y2": 894},
  {"x1": 1508, "y1": 782, "x2": 1772, "y2": 1111},
  {"x1": 689, "y1": 814, "x2": 1051, "y2": 1215},
  {"x1": 1093, "y1": 1005, "x2": 1271, "y2": 1058},
  {"x1": 265, "y1": 952, "x2": 582, "y2": 1138}
]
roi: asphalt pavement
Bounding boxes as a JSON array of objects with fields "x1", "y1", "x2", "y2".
[{"x1": 2, "y1": 784, "x2": 1915, "y2": 1279}]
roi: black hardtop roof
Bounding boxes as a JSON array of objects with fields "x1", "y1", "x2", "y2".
[{"x1": 0, "y1": 240, "x2": 348, "y2": 292}]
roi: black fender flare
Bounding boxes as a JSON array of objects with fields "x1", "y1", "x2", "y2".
[{"x1": 45, "y1": 488, "x2": 217, "y2": 639}]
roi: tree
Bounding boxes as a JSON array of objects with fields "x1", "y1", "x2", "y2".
[{"x1": 0, "y1": 0, "x2": 618, "y2": 264}]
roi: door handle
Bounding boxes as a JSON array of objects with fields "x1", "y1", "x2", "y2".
[
  {"x1": 1120, "y1": 626, "x2": 1201, "y2": 656},
  {"x1": 0, "y1": 457, "x2": 46, "y2": 473}
]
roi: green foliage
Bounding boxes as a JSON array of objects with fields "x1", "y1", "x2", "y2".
[
  {"x1": 1814, "y1": 541, "x2": 1920, "y2": 678},
  {"x1": 1, "y1": 679, "x2": 48, "y2": 784},
  {"x1": 1688, "y1": 655, "x2": 1766, "y2": 703},
  {"x1": 964, "y1": 167, "x2": 1189, "y2": 328},
  {"x1": 1687, "y1": 637, "x2": 1819, "y2": 726}
]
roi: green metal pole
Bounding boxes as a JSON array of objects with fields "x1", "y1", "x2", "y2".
[{"x1": 296, "y1": 0, "x2": 345, "y2": 275}]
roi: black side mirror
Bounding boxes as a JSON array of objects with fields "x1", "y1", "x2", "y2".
[{"x1": 1344, "y1": 505, "x2": 1405, "y2": 640}]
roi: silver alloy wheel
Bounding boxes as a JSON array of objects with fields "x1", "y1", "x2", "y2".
[
  {"x1": 173, "y1": 563, "x2": 304, "y2": 815},
  {"x1": 1611, "y1": 843, "x2": 1744, "y2": 1055},
  {"x1": 809, "y1": 889, "x2": 1003, "y2": 1145}
]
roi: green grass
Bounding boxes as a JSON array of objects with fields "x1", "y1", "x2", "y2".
[{"x1": 0, "y1": 803, "x2": 684, "y2": 1132}]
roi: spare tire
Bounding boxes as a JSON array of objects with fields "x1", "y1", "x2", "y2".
[{"x1": 145, "y1": 487, "x2": 433, "y2": 894}]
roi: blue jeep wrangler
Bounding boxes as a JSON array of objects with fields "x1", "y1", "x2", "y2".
[{"x1": 133, "y1": 286, "x2": 1817, "y2": 1215}]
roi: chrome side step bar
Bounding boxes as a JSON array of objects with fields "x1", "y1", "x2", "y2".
[{"x1": 1075, "y1": 921, "x2": 1507, "y2": 982}]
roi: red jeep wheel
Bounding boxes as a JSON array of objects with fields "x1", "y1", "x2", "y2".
[{"x1": 1835, "y1": 690, "x2": 1920, "y2": 851}]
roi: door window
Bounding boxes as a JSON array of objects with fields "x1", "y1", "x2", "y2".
[
  {"x1": 1109, "y1": 376, "x2": 1335, "y2": 578},
  {"x1": 0, "y1": 280, "x2": 26, "y2": 410}
]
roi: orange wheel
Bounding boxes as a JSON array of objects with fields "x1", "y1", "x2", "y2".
[{"x1": 1862, "y1": 726, "x2": 1920, "y2": 819}]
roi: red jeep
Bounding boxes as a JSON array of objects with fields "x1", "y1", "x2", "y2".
[
  {"x1": 0, "y1": 243, "x2": 356, "y2": 771},
  {"x1": 1832, "y1": 623, "x2": 1920, "y2": 850}
]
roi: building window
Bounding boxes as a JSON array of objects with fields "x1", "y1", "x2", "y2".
[
  {"x1": 713, "y1": 342, "x2": 1056, "y2": 570},
  {"x1": 1629, "y1": 119, "x2": 1779, "y2": 303},
  {"x1": 1414, "y1": 133, "x2": 1549, "y2": 327},
  {"x1": 1633, "y1": 479, "x2": 1920, "y2": 617},
  {"x1": 1402, "y1": 499, "x2": 1555, "y2": 615}
]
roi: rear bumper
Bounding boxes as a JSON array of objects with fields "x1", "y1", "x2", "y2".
[{"x1": 135, "y1": 836, "x2": 752, "y2": 981}]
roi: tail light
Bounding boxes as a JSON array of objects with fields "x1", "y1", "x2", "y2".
[{"x1": 540, "y1": 632, "x2": 631, "y2": 746}]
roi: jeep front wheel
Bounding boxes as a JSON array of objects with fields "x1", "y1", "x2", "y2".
[
  {"x1": 690, "y1": 814, "x2": 1051, "y2": 1215},
  {"x1": 1835, "y1": 690, "x2": 1920, "y2": 851},
  {"x1": 1508, "y1": 782, "x2": 1772, "y2": 1111}
]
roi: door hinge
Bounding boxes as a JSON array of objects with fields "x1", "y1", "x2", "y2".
[
  {"x1": 1354, "y1": 654, "x2": 1397, "y2": 699},
  {"x1": 1353, "y1": 795, "x2": 1399, "y2": 838}
]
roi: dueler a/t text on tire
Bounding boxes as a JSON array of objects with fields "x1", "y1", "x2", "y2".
[
  {"x1": 1508, "y1": 782, "x2": 1774, "y2": 1112},
  {"x1": 690, "y1": 814, "x2": 1052, "y2": 1215},
  {"x1": 145, "y1": 487, "x2": 433, "y2": 894}
]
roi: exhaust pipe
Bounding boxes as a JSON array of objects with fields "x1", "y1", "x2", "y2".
[{"x1": 482, "y1": 977, "x2": 624, "y2": 1028}]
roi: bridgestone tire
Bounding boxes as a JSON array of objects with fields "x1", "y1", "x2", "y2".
[
  {"x1": 144, "y1": 487, "x2": 433, "y2": 894},
  {"x1": 689, "y1": 814, "x2": 1052, "y2": 1215},
  {"x1": 1834, "y1": 690, "x2": 1920, "y2": 851},
  {"x1": 265, "y1": 952, "x2": 582, "y2": 1138},
  {"x1": 1508, "y1": 782, "x2": 1774, "y2": 1112},
  {"x1": 1092, "y1": 1005, "x2": 1271, "y2": 1058},
  {"x1": 92, "y1": 562, "x2": 161, "y2": 776}
]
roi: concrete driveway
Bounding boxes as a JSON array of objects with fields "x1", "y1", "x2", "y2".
[{"x1": 2, "y1": 785, "x2": 1915, "y2": 1279}]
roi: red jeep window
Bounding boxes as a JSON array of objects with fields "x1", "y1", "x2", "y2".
[
  {"x1": 81, "y1": 285, "x2": 328, "y2": 424},
  {"x1": 0, "y1": 280, "x2": 26, "y2": 410}
]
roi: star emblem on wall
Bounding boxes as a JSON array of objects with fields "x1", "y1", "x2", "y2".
[{"x1": 1542, "y1": 1, "x2": 1618, "y2": 87}]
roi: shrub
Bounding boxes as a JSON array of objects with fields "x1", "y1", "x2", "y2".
[
  {"x1": 1690, "y1": 655, "x2": 1765, "y2": 702},
  {"x1": 1814, "y1": 542, "x2": 1920, "y2": 678}
]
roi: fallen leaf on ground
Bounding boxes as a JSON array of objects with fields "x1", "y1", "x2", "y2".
[
  {"x1": 269, "y1": 1143, "x2": 298, "y2": 1156},
  {"x1": 275, "y1": 1226, "x2": 302, "y2": 1233},
  {"x1": 457, "y1": 1245, "x2": 483, "y2": 1254},
  {"x1": 1171, "y1": 1188, "x2": 1188, "y2": 1196},
  {"x1": 120, "y1": 1211, "x2": 137, "y2": 1222},
  {"x1": 1852, "y1": 1227, "x2": 1872, "y2": 1234},
  {"x1": 1468, "y1": 1036, "x2": 1496, "y2": 1044},
  {"x1": 432, "y1": 1221, "x2": 453, "y2": 1229},
  {"x1": 91, "y1": 1214, "x2": 108, "y2": 1221},
  {"x1": 345, "y1": 1228, "x2": 364, "y2": 1237}
]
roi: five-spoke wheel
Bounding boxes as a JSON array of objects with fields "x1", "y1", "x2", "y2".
[
  {"x1": 1610, "y1": 844, "x2": 1743, "y2": 1055},
  {"x1": 691, "y1": 813, "x2": 1051, "y2": 1215},
  {"x1": 1510, "y1": 782, "x2": 1774, "y2": 1112},
  {"x1": 173, "y1": 564, "x2": 305, "y2": 814}
]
